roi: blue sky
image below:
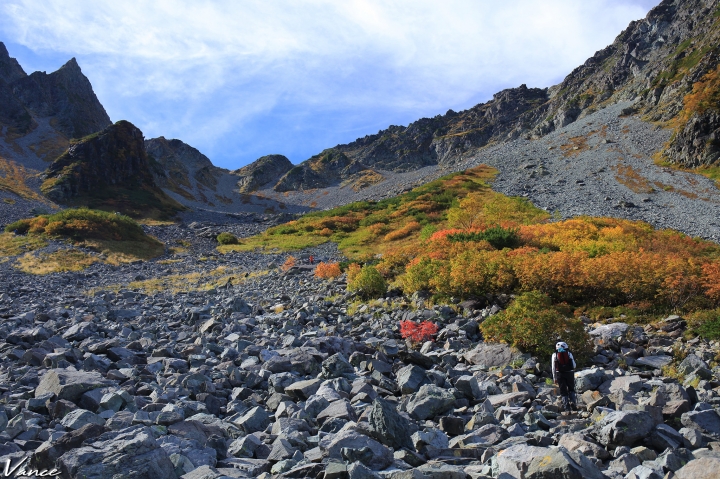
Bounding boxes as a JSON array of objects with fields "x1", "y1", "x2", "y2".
[{"x1": 0, "y1": 0, "x2": 658, "y2": 170}]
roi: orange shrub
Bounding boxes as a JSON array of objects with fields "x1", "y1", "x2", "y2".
[
  {"x1": 346, "y1": 262, "x2": 361, "y2": 282},
  {"x1": 315, "y1": 262, "x2": 342, "y2": 279},
  {"x1": 318, "y1": 227, "x2": 333, "y2": 237},
  {"x1": 702, "y1": 261, "x2": 720, "y2": 302},
  {"x1": 281, "y1": 255, "x2": 296, "y2": 271},
  {"x1": 383, "y1": 221, "x2": 422, "y2": 242}
]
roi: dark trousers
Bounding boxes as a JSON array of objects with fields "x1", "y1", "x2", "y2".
[{"x1": 557, "y1": 370, "x2": 575, "y2": 399}]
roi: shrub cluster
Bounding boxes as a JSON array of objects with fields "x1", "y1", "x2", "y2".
[
  {"x1": 314, "y1": 262, "x2": 342, "y2": 279},
  {"x1": 347, "y1": 265, "x2": 387, "y2": 299},
  {"x1": 216, "y1": 232, "x2": 239, "y2": 245},
  {"x1": 281, "y1": 256, "x2": 296, "y2": 271},
  {"x1": 481, "y1": 291, "x2": 593, "y2": 362},
  {"x1": 5, "y1": 208, "x2": 146, "y2": 242}
]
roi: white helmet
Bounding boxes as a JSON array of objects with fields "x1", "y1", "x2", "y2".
[{"x1": 556, "y1": 341, "x2": 568, "y2": 351}]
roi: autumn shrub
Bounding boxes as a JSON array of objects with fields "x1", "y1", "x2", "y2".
[
  {"x1": 383, "y1": 221, "x2": 422, "y2": 242},
  {"x1": 481, "y1": 291, "x2": 593, "y2": 362},
  {"x1": 217, "y1": 232, "x2": 239, "y2": 245},
  {"x1": 6, "y1": 208, "x2": 147, "y2": 242},
  {"x1": 347, "y1": 265, "x2": 387, "y2": 299},
  {"x1": 315, "y1": 262, "x2": 342, "y2": 279},
  {"x1": 402, "y1": 256, "x2": 441, "y2": 293},
  {"x1": 318, "y1": 227, "x2": 333, "y2": 237},
  {"x1": 400, "y1": 320, "x2": 439, "y2": 344},
  {"x1": 346, "y1": 262, "x2": 362, "y2": 282},
  {"x1": 281, "y1": 255, "x2": 296, "y2": 271}
]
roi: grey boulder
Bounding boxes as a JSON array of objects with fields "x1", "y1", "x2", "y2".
[
  {"x1": 406, "y1": 384, "x2": 456, "y2": 420},
  {"x1": 57, "y1": 425, "x2": 176, "y2": 479}
]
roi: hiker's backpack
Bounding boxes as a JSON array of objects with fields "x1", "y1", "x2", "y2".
[{"x1": 556, "y1": 350, "x2": 573, "y2": 372}]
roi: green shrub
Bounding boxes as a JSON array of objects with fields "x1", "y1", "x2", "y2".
[
  {"x1": 687, "y1": 309, "x2": 720, "y2": 340},
  {"x1": 481, "y1": 291, "x2": 593, "y2": 362},
  {"x1": 347, "y1": 265, "x2": 387, "y2": 299},
  {"x1": 447, "y1": 225, "x2": 520, "y2": 249},
  {"x1": 217, "y1": 232, "x2": 239, "y2": 245}
]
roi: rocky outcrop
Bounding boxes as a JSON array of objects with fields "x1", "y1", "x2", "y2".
[
  {"x1": 274, "y1": 149, "x2": 371, "y2": 192},
  {"x1": 145, "y1": 136, "x2": 227, "y2": 202},
  {"x1": 41, "y1": 121, "x2": 183, "y2": 218},
  {"x1": 233, "y1": 154, "x2": 293, "y2": 193}
]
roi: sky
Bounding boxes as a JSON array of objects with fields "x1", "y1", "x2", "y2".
[{"x1": 0, "y1": 0, "x2": 659, "y2": 170}]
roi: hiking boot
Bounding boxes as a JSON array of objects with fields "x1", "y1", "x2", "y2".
[{"x1": 561, "y1": 396, "x2": 570, "y2": 412}]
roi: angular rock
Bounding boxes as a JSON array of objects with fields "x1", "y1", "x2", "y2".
[
  {"x1": 464, "y1": 343, "x2": 513, "y2": 368},
  {"x1": 594, "y1": 410, "x2": 654, "y2": 447},
  {"x1": 36, "y1": 368, "x2": 114, "y2": 403},
  {"x1": 367, "y1": 398, "x2": 413, "y2": 450},
  {"x1": 406, "y1": 384, "x2": 456, "y2": 420},
  {"x1": 320, "y1": 429, "x2": 393, "y2": 471},
  {"x1": 57, "y1": 425, "x2": 176, "y2": 479}
]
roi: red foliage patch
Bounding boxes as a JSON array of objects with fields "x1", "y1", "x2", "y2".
[{"x1": 400, "y1": 320, "x2": 439, "y2": 343}]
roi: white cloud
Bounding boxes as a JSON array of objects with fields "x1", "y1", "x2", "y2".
[{"x1": 0, "y1": 0, "x2": 657, "y2": 167}]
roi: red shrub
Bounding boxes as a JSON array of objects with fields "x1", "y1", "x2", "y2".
[{"x1": 400, "y1": 320, "x2": 439, "y2": 343}]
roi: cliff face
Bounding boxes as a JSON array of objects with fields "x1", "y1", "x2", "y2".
[
  {"x1": 42, "y1": 121, "x2": 183, "y2": 218},
  {"x1": 262, "y1": 0, "x2": 720, "y2": 190}
]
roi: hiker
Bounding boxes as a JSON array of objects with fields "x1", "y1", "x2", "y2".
[
  {"x1": 309, "y1": 255, "x2": 314, "y2": 265},
  {"x1": 551, "y1": 341, "x2": 577, "y2": 412}
]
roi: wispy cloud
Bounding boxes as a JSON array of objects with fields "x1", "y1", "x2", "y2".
[{"x1": 0, "y1": 0, "x2": 657, "y2": 167}]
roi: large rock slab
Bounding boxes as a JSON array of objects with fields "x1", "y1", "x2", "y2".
[
  {"x1": 675, "y1": 456, "x2": 720, "y2": 479},
  {"x1": 525, "y1": 446, "x2": 606, "y2": 479},
  {"x1": 634, "y1": 355, "x2": 673, "y2": 369},
  {"x1": 57, "y1": 425, "x2": 176, "y2": 479},
  {"x1": 406, "y1": 384, "x2": 456, "y2": 420},
  {"x1": 574, "y1": 368, "x2": 606, "y2": 393},
  {"x1": 319, "y1": 429, "x2": 393, "y2": 471},
  {"x1": 681, "y1": 409, "x2": 720, "y2": 441},
  {"x1": 464, "y1": 343, "x2": 514, "y2": 368},
  {"x1": 593, "y1": 410, "x2": 654, "y2": 448},
  {"x1": 491, "y1": 444, "x2": 548, "y2": 478},
  {"x1": 367, "y1": 398, "x2": 413, "y2": 450},
  {"x1": 36, "y1": 369, "x2": 114, "y2": 403},
  {"x1": 589, "y1": 323, "x2": 629, "y2": 343}
]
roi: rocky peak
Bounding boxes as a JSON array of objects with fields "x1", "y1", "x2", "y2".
[
  {"x1": 233, "y1": 154, "x2": 293, "y2": 193},
  {"x1": 0, "y1": 41, "x2": 26, "y2": 84},
  {"x1": 6, "y1": 51, "x2": 110, "y2": 140}
]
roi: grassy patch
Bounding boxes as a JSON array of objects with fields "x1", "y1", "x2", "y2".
[
  {"x1": 15, "y1": 249, "x2": 100, "y2": 274},
  {"x1": 97, "y1": 267, "x2": 269, "y2": 294},
  {"x1": 0, "y1": 232, "x2": 47, "y2": 256},
  {"x1": 222, "y1": 165, "x2": 500, "y2": 257},
  {"x1": 0, "y1": 157, "x2": 45, "y2": 201},
  {"x1": 614, "y1": 163, "x2": 654, "y2": 193}
]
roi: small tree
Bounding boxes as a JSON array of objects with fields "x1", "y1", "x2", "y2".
[{"x1": 347, "y1": 265, "x2": 386, "y2": 299}]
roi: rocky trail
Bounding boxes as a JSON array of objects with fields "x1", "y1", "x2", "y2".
[{"x1": 0, "y1": 217, "x2": 720, "y2": 478}]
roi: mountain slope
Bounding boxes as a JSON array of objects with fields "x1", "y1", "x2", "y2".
[{"x1": 256, "y1": 0, "x2": 720, "y2": 191}]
